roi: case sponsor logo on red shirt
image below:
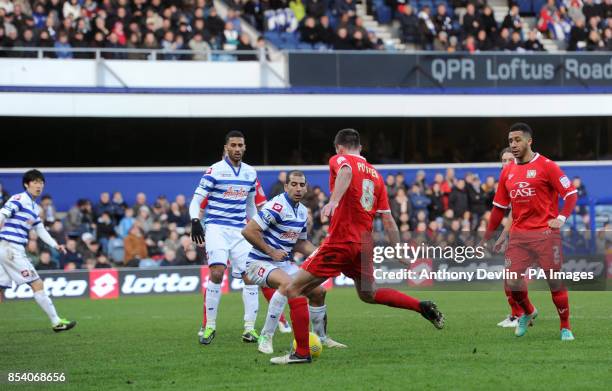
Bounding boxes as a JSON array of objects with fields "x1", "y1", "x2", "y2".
[{"x1": 510, "y1": 182, "x2": 536, "y2": 198}]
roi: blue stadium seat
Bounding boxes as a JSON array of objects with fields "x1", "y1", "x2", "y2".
[
  {"x1": 264, "y1": 31, "x2": 283, "y2": 48},
  {"x1": 283, "y1": 32, "x2": 300, "y2": 46},
  {"x1": 376, "y1": 5, "x2": 393, "y2": 24},
  {"x1": 418, "y1": 0, "x2": 434, "y2": 10},
  {"x1": 532, "y1": 0, "x2": 547, "y2": 14},
  {"x1": 297, "y1": 42, "x2": 314, "y2": 50},
  {"x1": 516, "y1": 0, "x2": 532, "y2": 14}
]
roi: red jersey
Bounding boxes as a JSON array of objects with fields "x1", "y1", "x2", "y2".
[
  {"x1": 200, "y1": 178, "x2": 266, "y2": 209},
  {"x1": 326, "y1": 154, "x2": 390, "y2": 244},
  {"x1": 493, "y1": 153, "x2": 577, "y2": 232}
]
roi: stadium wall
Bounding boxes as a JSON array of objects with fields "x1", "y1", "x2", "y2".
[
  {"x1": 1, "y1": 89, "x2": 611, "y2": 117},
  {"x1": 1, "y1": 162, "x2": 611, "y2": 211},
  {"x1": 0, "y1": 58, "x2": 286, "y2": 88},
  {"x1": 1, "y1": 57, "x2": 612, "y2": 117}
]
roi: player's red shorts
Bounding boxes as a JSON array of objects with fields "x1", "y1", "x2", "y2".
[
  {"x1": 301, "y1": 240, "x2": 374, "y2": 282},
  {"x1": 505, "y1": 231, "x2": 563, "y2": 274}
]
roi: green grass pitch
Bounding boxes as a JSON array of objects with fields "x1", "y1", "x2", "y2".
[{"x1": 1, "y1": 289, "x2": 611, "y2": 390}]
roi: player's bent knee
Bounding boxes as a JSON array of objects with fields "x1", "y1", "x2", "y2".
[
  {"x1": 284, "y1": 282, "x2": 304, "y2": 299},
  {"x1": 276, "y1": 281, "x2": 290, "y2": 296},
  {"x1": 266, "y1": 269, "x2": 289, "y2": 290},
  {"x1": 208, "y1": 266, "x2": 226, "y2": 283},
  {"x1": 308, "y1": 286, "x2": 326, "y2": 306},
  {"x1": 506, "y1": 279, "x2": 524, "y2": 291},
  {"x1": 29, "y1": 279, "x2": 44, "y2": 292},
  {"x1": 547, "y1": 278, "x2": 565, "y2": 291},
  {"x1": 357, "y1": 289, "x2": 376, "y2": 304},
  {"x1": 242, "y1": 273, "x2": 254, "y2": 286}
]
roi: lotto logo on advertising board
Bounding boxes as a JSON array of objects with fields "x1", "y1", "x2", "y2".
[
  {"x1": 4, "y1": 274, "x2": 89, "y2": 300},
  {"x1": 120, "y1": 268, "x2": 200, "y2": 295},
  {"x1": 89, "y1": 269, "x2": 119, "y2": 299}
]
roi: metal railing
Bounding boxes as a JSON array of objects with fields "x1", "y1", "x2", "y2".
[{"x1": 0, "y1": 46, "x2": 270, "y2": 61}]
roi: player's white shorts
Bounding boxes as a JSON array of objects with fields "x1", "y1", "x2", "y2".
[
  {"x1": 245, "y1": 259, "x2": 299, "y2": 288},
  {"x1": 0, "y1": 240, "x2": 40, "y2": 287},
  {"x1": 205, "y1": 224, "x2": 252, "y2": 279}
]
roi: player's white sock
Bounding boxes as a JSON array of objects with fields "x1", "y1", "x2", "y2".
[
  {"x1": 309, "y1": 305, "x2": 327, "y2": 342},
  {"x1": 205, "y1": 282, "x2": 222, "y2": 329},
  {"x1": 242, "y1": 284, "x2": 259, "y2": 331},
  {"x1": 261, "y1": 291, "x2": 287, "y2": 336},
  {"x1": 33, "y1": 290, "x2": 60, "y2": 325}
]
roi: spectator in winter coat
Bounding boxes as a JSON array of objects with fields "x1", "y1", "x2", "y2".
[{"x1": 449, "y1": 179, "x2": 469, "y2": 218}]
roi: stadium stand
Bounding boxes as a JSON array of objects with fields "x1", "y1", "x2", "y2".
[
  {"x1": 0, "y1": 0, "x2": 609, "y2": 57},
  {"x1": 1, "y1": 170, "x2": 607, "y2": 271}
]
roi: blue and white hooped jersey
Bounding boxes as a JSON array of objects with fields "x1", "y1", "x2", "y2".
[
  {"x1": 195, "y1": 157, "x2": 257, "y2": 229},
  {"x1": 0, "y1": 192, "x2": 42, "y2": 246},
  {"x1": 249, "y1": 193, "x2": 308, "y2": 263}
]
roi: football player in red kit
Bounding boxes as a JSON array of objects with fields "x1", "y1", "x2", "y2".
[
  {"x1": 269, "y1": 128, "x2": 444, "y2": 365},
  {"x1": 484, "y1": 123, "x2": 578, "y2": 341}
]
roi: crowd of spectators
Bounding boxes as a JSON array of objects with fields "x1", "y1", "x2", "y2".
[
  {"x1": 0, "y1": 167, "x2": 600, "y2": 272},
  {"x1": 0, "y1": 0, "x2": 610, "y2": 56},
  {"x1": 396, "y1": 0, "x2": 612, "y2": 52},
  {"x1": 0, "y1": 0, "x2": 263, "y2": 59},
  {"x1": 253, "y1": 0, "x2": 387, "y2": 50},
  {"x1": 0, "y1": 190, "x2": 203, "y2": 270}
]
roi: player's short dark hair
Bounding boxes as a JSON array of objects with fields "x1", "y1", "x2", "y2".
[
  {"x1": 22, "y1": 169, "x2": 45, "y2": 188},
  {"x1": 499, "y1": 147, "x2": 512, "y2": 159},
  {"x1": 509, "y1": 122, "x2": 533, "y2": 138},
  {"x1": 225, "y1": 130, "x2": 245, "y2": 144},
  {"x1": 286, "y1": 170, "x2": 306, "y2": 184},
  {"x1": 334, "y1": 128, "x2": 360, "y2": 149}
]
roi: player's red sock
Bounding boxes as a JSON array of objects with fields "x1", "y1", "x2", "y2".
[
  {"x1": 504, "y1": 283, "x2": 524, "y2": 317},
  {"x1": 261, "y1": 287, "x2": 275, "y2": 301},
  {"x1": 510, "y1": 289, "x2": 535, "y2": 315},
  {"x1": 288, "y1": 297, "x2": 310, "y2": 357},
  {"x1": 374, "y1": 288, "x2": 421, "y2": 312},
  {"x1": 262, "y1": 287, "x2": 288, "y2": 324},
  {"x1": 551, "y1": 289, "x2": 571, "y2": 329}
]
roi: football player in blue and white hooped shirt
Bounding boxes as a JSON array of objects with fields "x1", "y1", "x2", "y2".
[
  {"x1": 0, "y1": 170, "x2": 76, "y2": 332},
  {"x1": 241, "y1": 171, "x2": 346, "y2": 356},
  {"x1": 188, "y1": 130, "x2": 260, "y2": 345}
]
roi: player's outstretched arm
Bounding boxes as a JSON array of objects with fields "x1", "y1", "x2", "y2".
[
  {"x1": 482, "y1": 205, "x2": 506, "y2": 247},
  {"x1": 322, "y1": 166, "x2": 352, "y2": 219},
  {"x1": 34, "y1": 223, "x2": 66, "y2": 254},
  {"x1": 380, "y1": 212, "x2": 400, "y2": 248},
  {"x1": 493, "y1": 214, "x2": 512, "y2": 253},
  {"x1": 246, "y1": 190, "x2": 257, "y2": 219},
  {"x1": 241, "y1": 220, "x2": 288, "y2": 261}
]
